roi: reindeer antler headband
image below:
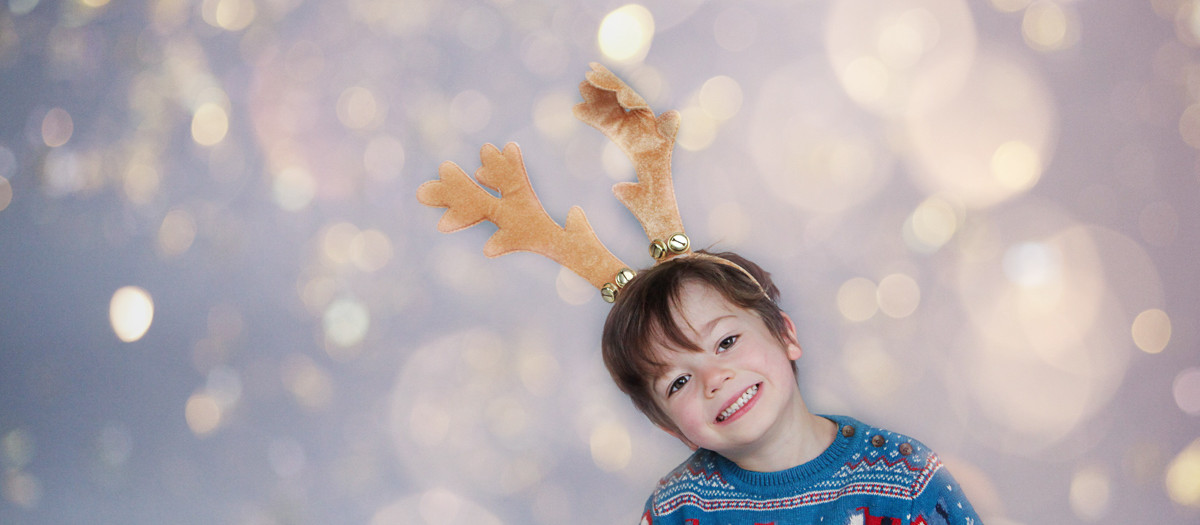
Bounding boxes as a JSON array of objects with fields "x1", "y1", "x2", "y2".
[{"x1": 417, "y1": 63, "x2": 729, "y2": 303}]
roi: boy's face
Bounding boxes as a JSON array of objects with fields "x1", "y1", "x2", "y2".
[{"x1": 649, "y1": 281, "x2": 803, "y2": 456}]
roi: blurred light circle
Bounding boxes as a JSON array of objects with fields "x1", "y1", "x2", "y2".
[
  {"x1": 272, "y1": 166, "x2": 316, "y2": 211},
  {"x1": 282, "y1": 354, "x2": 333, "y2": 409},
  {"x1": 1022, "y1": 1, "x2": 1079, "y2": 52},
  {"x1": 676, "y1": 106, "x2": 718, "y2": 151},
  {"x1": 1173, "y1": 367, "x2": 1200, "y2": 416},
  {"x1": 826, "y1": 0, "x2": 977, "y2": 117},
  {"x1": 555, "y1": 266, "x2": 594, "y2": 306},
  {"x1": 184, "y1": 392, "x2": 221, "y2": 436},
  {"x1": 533, "y1": 91, "x2": 579, "y2": 141},
  {"x1": 323, "y1": 297, "x2": 370, "y2": 348},
  {"x1": 598, "y1": 4, "x2": 655, "y2": 64},
  {"x1": 2, "y1": 470, "x2": 41, "y2": 508},
  {"x1": 1132, "y1": 308, "x2": 1171, "y2": 354},
  {"x1": 837, "y1": 277, "x2": 878, "y2": 322},
  {"x1": 904, "y1": 195, "x2": 960, "y2": 252},
  {"x1": 1166, "y1": 439, "x2": 1200, "y2": 507},
  {"x1": 877, "y1": 273, "x2": 921, "y2": 318},
  {"x1": 906, "y1": 52, "x2": 1056, "y2": 208},
  {"x1": 2, "y1": 428, "x2": 35, "y2": 468},
  {"x1": 589, "y1": 420, "x2": 632, "y2": 472},
  {"x1": 158, "y1": 208, "x2": 197, "y2": 258},
  {"x1": 350, "y1": 229, "x2": 393, "y2": 272},
  {"x1": 698, "y1": 75, "x2": 743, "y2": 121},
  {"x1": 191, "y1": 103, "x2": 229, "y2": 146},
  {"x1": 1069, "y1": 464, "x2": 1111, "y2": 521},
  {"x1": 110, "y1": 286, "x2": 154, "y2": 343},
  {"x1": 0, "y1": 176, "x2": 11, "y2": 212},
  {"x1": 1178, "y1": 104, "x2": 1200, "y2": 149},
  {"x1": 337, "y1": 86, "x2": 382, "y2": 131},
  {"x1": 41, "y1": 107, "x2": 73, "y2": 148},
  {"x1": 201, "y1": 0, "x2": 256, "y2": 31}
]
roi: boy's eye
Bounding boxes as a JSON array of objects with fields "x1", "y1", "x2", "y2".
[
  {"x1": 717, "y1": 335, "x2": 739, "y2": 352},
  {"x1": 667, "y1": 375, "x2": 690, "y2": 396}
]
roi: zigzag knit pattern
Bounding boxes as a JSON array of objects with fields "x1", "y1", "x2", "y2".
[{"x1": 643, "y1": 415, "x2": 979, "y2": 525}]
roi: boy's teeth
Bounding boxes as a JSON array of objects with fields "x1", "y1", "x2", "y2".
[{"x1": 717, "y1": 384, "x2": 759, "y2": 422}]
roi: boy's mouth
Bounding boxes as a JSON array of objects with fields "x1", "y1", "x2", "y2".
[{"x1": 716, "y1": 383, "x2": 760, "y2": 423}]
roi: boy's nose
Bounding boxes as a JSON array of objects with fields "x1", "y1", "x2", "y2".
[{"x1": 703, "y1": 368, "x2": 733, "y2": 398}]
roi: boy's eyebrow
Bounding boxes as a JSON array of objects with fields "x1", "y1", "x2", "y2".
[{"x1": 698, "y1": 314, "x2": 736, "y2": 341}]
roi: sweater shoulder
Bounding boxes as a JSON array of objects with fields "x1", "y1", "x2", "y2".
[{"x1": 829, "y1": 416, "x2": 944, "y2": 496}]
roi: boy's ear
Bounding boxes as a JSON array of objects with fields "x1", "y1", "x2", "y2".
[
  {"x1": 659, "y1": 425, "x2": 698, "y2": 451},
  {"x1": 781, "y1": 312, "x2": 802, "y2": 360}
]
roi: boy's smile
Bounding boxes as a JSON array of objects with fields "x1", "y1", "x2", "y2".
[{"x1": 650, "y1": 280, "x2": 818, "y2": 468}]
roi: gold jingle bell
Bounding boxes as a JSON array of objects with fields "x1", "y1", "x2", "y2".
[
  {"x1": 649, "y1": 239, "x2": 668, "y2": 259},
  {"x1": 600, "y1": 283, "x2": 619, "y2": 303},
  {"x1": 667, "y1": 233, "x2": 689, "y2": 254},
  {"x1": 614, "y1": 268, "x2": 636, "y2": 287}
]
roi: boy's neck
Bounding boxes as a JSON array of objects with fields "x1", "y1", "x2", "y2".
[{"x1": 722, "y1": 399, "x2": 837, "y2": 473}]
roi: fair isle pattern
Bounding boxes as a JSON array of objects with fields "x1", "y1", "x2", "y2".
[{"x1": 650, "y1": 419, "x2": 944, "y2": 517}]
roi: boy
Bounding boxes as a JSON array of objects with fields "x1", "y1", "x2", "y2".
[{"x1": 603, "y1": 251, "x2": 980, "y2": 525}]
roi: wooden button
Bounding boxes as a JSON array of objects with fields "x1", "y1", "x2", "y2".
[
  {"x1": 871, "y1": 435, "x2": 886, "y2": 447},
  {"x1": 899, "y1": 442, "x2": 913, "y2": 456},
  {"x1": 841, "y1": 425, "x2": 856, "y2": 438}
]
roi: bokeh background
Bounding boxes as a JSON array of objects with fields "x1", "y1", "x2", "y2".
[{"x1": 1, "y1": 0, "x2": 1198, "y2": 523}]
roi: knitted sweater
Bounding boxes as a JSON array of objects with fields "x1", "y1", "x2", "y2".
[{"x1": 640, "y1": 415, "x2": 980, "y2": 525}]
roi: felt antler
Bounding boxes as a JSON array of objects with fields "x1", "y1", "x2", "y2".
[
  {"x1": 417, "y1": 142, "x2": 633, "y2": 295},
  {"x1": 574, "y1": 62, "x2": 690, "y2": 260}
]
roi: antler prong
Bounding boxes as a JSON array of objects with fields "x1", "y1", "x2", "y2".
[{"x1": 417, "y1": 142, "x2": 630, "y2": 292}]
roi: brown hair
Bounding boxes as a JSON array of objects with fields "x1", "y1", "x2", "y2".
[{"x1": 600, "y1": 251, "x2": 795, "y2": 435}]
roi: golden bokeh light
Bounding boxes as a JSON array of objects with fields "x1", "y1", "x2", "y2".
[
  {"x1": 201, "y1": 0, "x2": 256, "y2": 31},
  {"x1": 41, "y1": 107, "x2": 73, "y2": 147},
  {"x1": 109, "y1": 286, "x2": 154, "y2": 343},
  {"x1": 698, "y1": 75, "x2": 743, "y2": 121},
  {"x1": 0, "y1": 176, "x2": 11, "y2": 212},
  {"x1": 990, "y1": 139, "x2": 1042, "y2": 191},
  {"x1": 184, "y1": 392, "x2": 222, "y2": 436},
  {"x1": 1022, "y1": 1, "x2": 1079, "y2": 52},
  {"x1": 598, "y1": 4, "x2": 655, "y2": 64},
  {"x1": 158, "y1": 208, "x2": 197, "y2": 257},
  {"x1": 905, "y1": 195, "x2": 961, "y2": 253},
  {"x1": 589, "y1": 420, "x2": 633, "y2": 472},
  {"x1": 321, "y1": 221, "x2": 359, "y2": 266},
  {"x1": 1068, "y1": 464, "x2": 1111, "y2": 521},
  {"x1": 1166, "y1": 438, "x2": 1200, "y2": 507},
  {"x1": 81, "y1": 0, "x2": 111, "y2": 7},
  {"x1": 1173, "y1": 367, "x2": 1200, "y2": 416},
  {"x1": 122, "y1": 160, "x2": 160, "y2": 204},
  {"x1": 676, "y1": 106, "x2": 718, "y2": 151},
  {"x1": 1131, "y1": 308, "x2": 1171, "y2": 354},
  {"x1": 2, "y1": 428, "x2": 34, "y2": 468},
  {"x1": 877, "y1": 273, "x2": 921, "y2": 318},
  {"x1": 837, "y1": 277, "x2": 879, "y2": 322},
  {"x1": 191, "y1": 103, "x2": 229, "y2": 146}
]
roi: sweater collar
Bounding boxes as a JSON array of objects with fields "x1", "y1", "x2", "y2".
[{"x1": 708, "y1": 414, "x2": 858, "y2": 489}]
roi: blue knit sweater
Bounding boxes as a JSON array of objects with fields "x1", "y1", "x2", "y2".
[{"x1": 640, "y1": 415, "x2": 980, "y2": 525}]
